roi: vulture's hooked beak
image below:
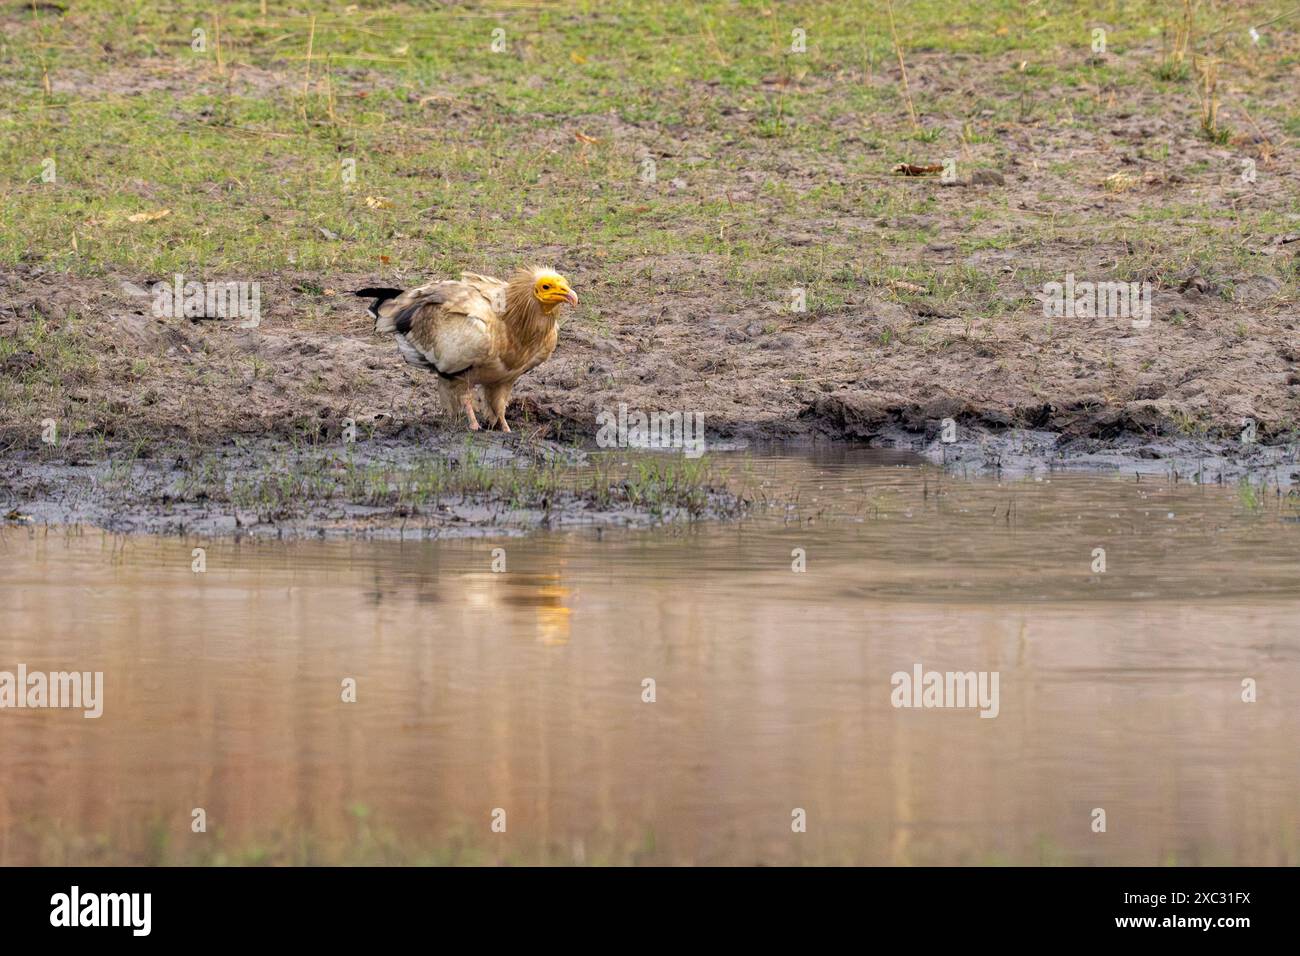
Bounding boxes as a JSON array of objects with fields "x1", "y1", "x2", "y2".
[{"x1": 564, "y1": 289, "x2": 579, "y2": 307}]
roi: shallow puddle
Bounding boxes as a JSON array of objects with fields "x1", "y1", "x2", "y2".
[{"x1": 1, "y1": 447, "x2": 1297, "y2": 864}]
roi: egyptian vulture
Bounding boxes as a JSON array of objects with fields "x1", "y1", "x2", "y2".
[{"x1": 356, "y1": 267, "x2": 577, "y2": 432}]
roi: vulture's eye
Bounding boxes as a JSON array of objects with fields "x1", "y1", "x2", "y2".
[{"x1": 541, "y1": 284, "x2": 552, "y2": 290}]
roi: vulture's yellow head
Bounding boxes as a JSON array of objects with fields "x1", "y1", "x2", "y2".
[{"x1": 532, "y1": 269, "x2": 578, "y2": 309}]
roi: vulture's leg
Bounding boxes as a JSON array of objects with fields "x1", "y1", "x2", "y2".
[
  {"x1": 436, "y1": 379, "x2": 460, "y2": 419},
  {"x1": 438, "y1": 378, "x2": 480, "y2": 430},
  {"x1": 461, "y1": 392, "x2": 481, "y2": 431},
  {"x1": 482, "y1": 382, "x2": 512, "y2": 433}
]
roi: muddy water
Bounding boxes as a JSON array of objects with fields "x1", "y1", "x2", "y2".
[{"x1": 1, "y1": 447, "x2": 1298, "y2": 866}]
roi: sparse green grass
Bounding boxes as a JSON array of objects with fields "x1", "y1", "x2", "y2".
[
  {"x1": 1237, "y1": 478, "x2": 1265, "y2": 512},
  {"x1": 94, "y1": 440, "x2": 740, "y2": 523},
  {"x1": 1, "y1": 0, "x2": 1295, "y2": 285}
]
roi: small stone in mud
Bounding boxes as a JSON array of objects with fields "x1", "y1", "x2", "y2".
[
  {"x1": 915, "y1": 304, "x2": 954, "y2": 320},
  {"x1": 976, "y1": 409, "x2": 1012, "y2": 428}
]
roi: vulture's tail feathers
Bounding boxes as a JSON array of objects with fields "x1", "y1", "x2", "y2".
[{"x1": 354, "y1": 287, "x2": 404, "y2": 329}]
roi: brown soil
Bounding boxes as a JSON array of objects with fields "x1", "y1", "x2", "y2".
[{"x1": 2, "y1": 250, "x2": 1297, "y2": 457}]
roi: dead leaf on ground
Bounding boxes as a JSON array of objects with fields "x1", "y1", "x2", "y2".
[
  {"x1": 892, "y1": 163, "x2": 944, "y2": 176},
  {"x1": 127, "y1": 209, "x2": 171, "y2": 223},
  {"x1": 364, "y1": 196, "x2": 394, "y2": 209},
  {"x1": 885, "y1": 280, "x2": 927, "y2": 294}
]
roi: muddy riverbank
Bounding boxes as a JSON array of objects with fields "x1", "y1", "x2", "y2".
[
  {"x1": 0, "y1": 434, "x2": 743, "y2": 538},
  {"x1": 3, "y1": 261, "x2": 1299, "y2": 460},
  {"x1": 4, "y1": 422, "x2": 1298, "y2": 540},
  {"x1": 5, "y1": 261, "x2": 1298, "y2": 537},
  {"x1": 4, "y1": 268, "x2": 1300, "y2": 539}
]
